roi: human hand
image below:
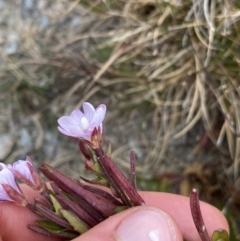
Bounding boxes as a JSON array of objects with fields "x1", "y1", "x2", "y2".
[{"x1": 0, "y1": 185, "x2": 228, "y2": 241}]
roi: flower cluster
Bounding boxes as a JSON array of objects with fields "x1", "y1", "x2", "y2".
[
  {"x1": 0, "y1": 158, "x2": 41, "y2": 206},
  {"x1": 0, "y1": 102, "x2": 230, "y2": 241}
]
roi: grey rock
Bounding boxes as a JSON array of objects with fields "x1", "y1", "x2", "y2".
[
  {"x1": 0, "y1": 134, "x2": 14, "y2": 160},
  {"x1": 19, "y1": 128, "x2": 32, "y2": 149}
]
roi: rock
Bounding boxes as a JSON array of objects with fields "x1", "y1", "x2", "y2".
[
  {"x1": 0, "y1": 134, "x2": 14, "y2": 160},
  {"x1": 19, "y1": 128, "x2": 32, "y2": 149}
]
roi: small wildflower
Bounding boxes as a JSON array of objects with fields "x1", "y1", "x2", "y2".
[
  {"x1": 0, "y1": 163, "x2": 27, "y2": 205},
  {"x1": 12, "y1": 157, "x2": 43, "y2": 192},
  {"x1": 58, "y1": 102, "x2": 106, "y2": 141},
  {"x1": 0, "y1": 163, "x2": 7, "y2": 170}
]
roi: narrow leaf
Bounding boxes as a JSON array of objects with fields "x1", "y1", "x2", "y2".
[
  {"x1": 80, "y1": 176, "x2": 109, "y2": 187},
  {"x1": 50, "y1": 194, "x2": 63, "y2": 216},
  {"x1": 106, "y1": 142, "x2": 111, "y2": 157},
  {"x1": 28, "y1": 224, "x2": 78, "y2": 239},
  {"x1": 56, "y1": 194, "x2": 97, "y2": 227},
  {"x1": 114, "y1": 206, "x2": 129, "y2": 213},
  {"x1": 95, "y1": 151, "x2": 145, "y2": 206},
  {"x1": 37, "y1": 220, "x2": 65, "y2": 233},
  {"x1": 34, "y1": 203, "x2": 72, "y2": 228},
  {"x1": 40, "y1": 163, "x2": 114, "y2": 221},
  {"x1": 83, "y1": 184, "x2": 123, "y2": 206},
  {"x1": 60, "y1": 209, "x2": 89, "y2": 234}
]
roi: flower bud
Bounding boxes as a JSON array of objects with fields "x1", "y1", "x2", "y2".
[
  {"x1": 0, "y1": 163, "x2": 27, "y2": 206},
  {"x1": 13, "y1": 157, "x2": 44, "y2": 192},
  {"x1": 78, "y1": 141, "x2": 96, "y2": 161}
]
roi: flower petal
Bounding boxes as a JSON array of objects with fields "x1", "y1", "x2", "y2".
[
  {"x1": 0, "y1": 163, "x2": 7, "y2": 170},
  {"x1": 2, "y1": 169, "x2": 19, "y2": 190},
  {"x1": 69, "y1": 125, "x2": 85, "y2": 137},
  {"x1": 0, "y1": 185, "x2": 13, "y2": 202},
  {"x1": 58, "y1": 116, "x2": 75, "y2": 133},
  {"x1": 83, "y1": 102, "x2": 95, "y2": 122},
  {"x1": 90, "y1": 104, "x2": 106, "y2": 128},
  {"x1": 96, "y1": 104, "x2": 106, "y2": 115},
  {"x1": 13, "y1": 160, "x2": 34, "y2": 183},
  {"x1": 69, "y1": 109, "x2": 84, "y2": 120},
  {"x1": 58, "y1": 126, "x2": 73, "y2": 137},
  {"x1": 0, "y1": 168, "x2": 21, "y2": 197}
]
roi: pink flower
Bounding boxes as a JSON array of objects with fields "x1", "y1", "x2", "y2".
[
  {"x1": 0, "y1": 163, "x2": 7, "y2": 170},
  {"x1": 12, "y1": 157, "x2": 43, "y2": 192},
  {"x1": 0, "y1": 163, "x2": 26, "y2": 205},
  {"x1": 58, "y1": 102, "x2": 106, "y2": 140}
]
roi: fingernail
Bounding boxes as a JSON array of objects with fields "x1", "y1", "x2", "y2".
[{"x1": 115, "y1": 208, "x2": 177, "y2": 241}]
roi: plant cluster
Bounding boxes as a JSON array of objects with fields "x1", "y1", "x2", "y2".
[{"x1": 0, "y1": 102, "x2": 229, "y2": 240}]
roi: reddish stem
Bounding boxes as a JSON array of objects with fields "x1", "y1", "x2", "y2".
[{"x1": 190, "y1": 189, "x2": 211, "y2": 241}]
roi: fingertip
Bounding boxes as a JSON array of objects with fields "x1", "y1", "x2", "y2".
[
  {"x1": 73, "y1": 206, "x2": 183, "y2": 241},
  {"x1": 115, "y1": 207, "x2": 182, "y2": 241}
]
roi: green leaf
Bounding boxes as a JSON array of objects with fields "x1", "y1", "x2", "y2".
[
  {"x1": 106, "y1": 143, "x2": 111, "y2": 157},
  {"x1": 50, "y1": 194, "x2": 63, "y2": 216},
  {"x1": 37, "y1": 220, "x2": 65, "y2": 233},
  {"x1": 31, "y1": 224, "x2": 78, "y2": 239},
  {"x1": 93, "y1": 162, "x2": 104, "y2": 175},
  {"x1": 211, "y1": 229, "x2": 229, "y2": 241},
  {"x1": 114, "y1": 206, "x2": 129, "y2": 213},
  {"x1": 96, "y1": 176, "x2": 110, "y2": 186},
  {"x1": 60, "y1": 209, "x2": 89, "y2": 234}
]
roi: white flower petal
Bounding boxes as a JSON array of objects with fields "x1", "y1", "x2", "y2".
[
  {"x1": 0, "y1": 168, "x2": 20, "y2": 194},
  {"x1": 80, "y1": 117, "x2": 90, "y2": 131},
  {"x1": 0, "y1": 185, "x2": 13, "y2": 202},
  {"x1": 58, "y1": 116, "x2": 74, "y2": 131},
  {"x1": 58, "y1": 126, "x2": 72, "y2": 136},
  {"x1": 96, "y1": 104, "x2": 106, "y2": 116},
  {"x1": 69, "y1": 125, "x2": 85, "y2": 137},
  {"x1": 83, "y1": 102, "x2": 95, "y2": 122},
  {"x1": 0, "y1": 163, "x2": 7, "y2": 170},
  {"x1": 70, "y1": 109, "x2": 84, "y2": 120},
  {"x1": 91, "y1": 105, "x2": 106, "y2": 128},
  {"x1": 13, "y1": 160, "x2": 34, "y2": 183}
]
